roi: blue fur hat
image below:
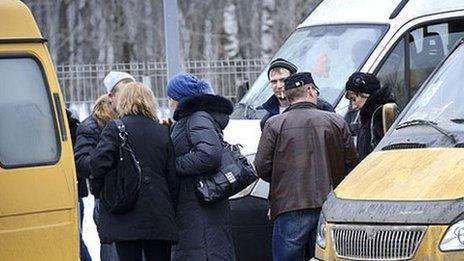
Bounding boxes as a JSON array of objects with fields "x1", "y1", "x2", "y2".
[{"x1": 166, "y1": 73, "x2": 214, "y2": 101}]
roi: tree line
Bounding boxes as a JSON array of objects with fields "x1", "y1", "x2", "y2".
[{"x1": 24, "y1": 0, "x2": 321, "y2": 65}]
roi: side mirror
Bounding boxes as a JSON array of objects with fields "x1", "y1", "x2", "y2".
[
  {"x1": 235, "y1": 81, "x2": 250, "y2": 102},
  {"x1": 382, "y1": 103, "x2": 398, "y2": 133}
]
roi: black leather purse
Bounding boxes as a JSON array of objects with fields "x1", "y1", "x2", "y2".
[
  {"x1": 100, "y1": 119, "x2": 142, "y2": 214},
  {"x1": 195, "y1": 141, "x2": 257, "y2": 204},
  {"x1": 186, "y1": 117, "x2": 257, "y2": 205}
]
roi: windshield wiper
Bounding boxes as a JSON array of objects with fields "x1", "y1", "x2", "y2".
[{"x1": 396, "y1": 119, "x2": 457, "y2": 143}]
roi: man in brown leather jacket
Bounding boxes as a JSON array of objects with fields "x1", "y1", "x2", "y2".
[{"x1": 254, "y1": 72, "x2": 358, "y2": 261}]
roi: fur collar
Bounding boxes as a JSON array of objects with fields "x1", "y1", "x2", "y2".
[
  {"x1": 173, "y1": 94, "x2": 234, "y2": 121},
  {"x1": 360, "y1": 86, "x2": 396, "y2": 124}
]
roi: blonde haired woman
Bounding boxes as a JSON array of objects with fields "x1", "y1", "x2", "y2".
[
  {"x1": 75, "y1": 94, "x2": 117, "y2": 182},
  {"x1": 90, "y1": 83, "x2": 179, "y2": 261}
]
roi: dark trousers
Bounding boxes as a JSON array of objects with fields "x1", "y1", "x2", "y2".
[
  {"x1": 115, "y1": 240, "x2": 171, "y2": 261},
  {"x1": 272, "y1": 208, "x2": 321, "y2": 261},
  {"x1": 79, "y1": 198, "x2": 92, "y2": 261},
  {"x1": 93, "y1": 199, "x2": 119, "y2": 261}
]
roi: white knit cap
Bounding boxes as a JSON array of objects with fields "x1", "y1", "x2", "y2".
[{"x1": 103, "y1": 71, "x2": 136, "y2": 93}]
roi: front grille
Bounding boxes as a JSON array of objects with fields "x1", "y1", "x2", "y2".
[{"x1": 332, "y1": 224, "x2": 426, "y2": 260}]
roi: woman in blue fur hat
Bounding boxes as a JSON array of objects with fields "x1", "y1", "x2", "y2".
[{"x1": 167, "y1": 73, "x2": 236, "y2": 261}]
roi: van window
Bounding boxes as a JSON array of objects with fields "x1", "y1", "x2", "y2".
[
  {"x1": 376, "y1": 38, "x2": 406, "y2": 108},
  {"x1": 409, "y1": 21, "x2": 464, "y2": 93},
  {"x1": 377, "y1": 19, "x2": 464, "y2": 110},
  {"x1": 0, "y1": 57, "x2": 59, "y2": 168},
  {"x1": 402, "y1": 44, "x2": 464, "y2": 127}
]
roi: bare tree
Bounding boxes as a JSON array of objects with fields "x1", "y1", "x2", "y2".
[{"x1": 24, "y1": 0, "x2": 322, "y2": 64}]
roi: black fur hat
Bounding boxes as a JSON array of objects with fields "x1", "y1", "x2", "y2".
[{"x1": 345, "y1": 72, "x2": 380, "y2": 94}]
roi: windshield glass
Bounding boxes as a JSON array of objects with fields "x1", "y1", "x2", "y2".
[
  {"x1": 233, "y1": 24, "x2": 387, "y2": 118},
  {"x1": 399, "y1": 43, "x2": 464, "y2": 130}
]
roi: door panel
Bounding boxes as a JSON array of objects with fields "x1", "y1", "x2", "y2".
[{"x1": 0, "y1": 44, "x2": 78, "y2": 260}]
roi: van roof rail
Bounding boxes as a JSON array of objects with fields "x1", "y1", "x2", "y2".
[{"x1": 389, "y1": 0, "x2": 409, "y2": 19}]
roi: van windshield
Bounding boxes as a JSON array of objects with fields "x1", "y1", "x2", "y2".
[
  {"x1": 399, "y1": 42, "x2": 464, "y2": 132},
  {"x1": 233, "y1": 24, "x2": 387, "y2": 119}
]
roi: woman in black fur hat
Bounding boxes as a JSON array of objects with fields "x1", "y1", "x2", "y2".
[
  {"x1": 167, "y1": 73, "x2": 236, "y2": 261},
  {"x1": 345, "y1": 72, "x2": 397, "y2": 161}
]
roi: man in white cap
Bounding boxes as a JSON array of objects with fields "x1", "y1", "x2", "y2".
[{"x1": 104, "y1": 71, "x2": 136, "y2": 107}]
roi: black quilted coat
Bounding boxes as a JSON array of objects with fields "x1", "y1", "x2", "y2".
[{"x1": 170, "y1": 94, "x2": 236, "y2": 261}]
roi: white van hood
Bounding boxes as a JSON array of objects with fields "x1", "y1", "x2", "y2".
[{"x1": 223, "y1": 119, "x2": 261, "y2": 156}]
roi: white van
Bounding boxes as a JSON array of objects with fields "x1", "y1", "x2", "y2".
[{"x1": 226, "y1": 1, "x2": 464, "y2": 260}]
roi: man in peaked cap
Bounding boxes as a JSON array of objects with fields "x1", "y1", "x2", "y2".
[
  {"x1": 254, "y1": 72, "x2": 358, "y2": 260},
  {"x1": 260, "y1": 58, "x2": 334, "y2": 130}
]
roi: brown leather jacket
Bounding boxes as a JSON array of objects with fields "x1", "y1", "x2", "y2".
[{"x1": 254, "y1": 102, "x2": 358, "y2": 220}]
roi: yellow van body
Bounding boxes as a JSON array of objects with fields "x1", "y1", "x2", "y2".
[
  {"x1": 316, "y1": 149, "x2": 464, "y2": 260},
  {"x1": 0, "y1": 1, "x2": 79, "y2": 260}
]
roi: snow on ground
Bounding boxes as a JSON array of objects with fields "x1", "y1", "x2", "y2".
[{"x1": 82, "y1": 195, "x2": 100, "y2": 261}]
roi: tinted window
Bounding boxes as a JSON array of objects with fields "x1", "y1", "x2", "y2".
[{"x1": 0, "y1": 58, "x2": 59, "y2": 167}]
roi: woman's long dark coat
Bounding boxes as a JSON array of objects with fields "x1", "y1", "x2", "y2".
[
  {"x1": 170, "y1": 94, "x2": 236, "y2": 261},
  {"x1": 90, "y1": 115, "x2": 179, "y2": 244}
]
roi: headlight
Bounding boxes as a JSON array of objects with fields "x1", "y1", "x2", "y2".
[
  {"x1": 440, "y1": 220, "x2": 464, "y2": 251},
  {"x1": 316, "y1": 213, "x2": 327, "y2": 249}
]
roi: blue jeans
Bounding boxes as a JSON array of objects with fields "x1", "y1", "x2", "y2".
[{"x1": 272, "y1": 208, "x2": 321, "y2": 261}]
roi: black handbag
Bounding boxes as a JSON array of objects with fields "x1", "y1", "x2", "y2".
[
  {"x1": 186, "y1": 117, "x2": 257, "y2": 205},
  {"x1": 195, "y1": 141, "x2": 258, "y2": 204},
  {"x1": 100, "y1": 119, "x2": 142, "y2": 214}
]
